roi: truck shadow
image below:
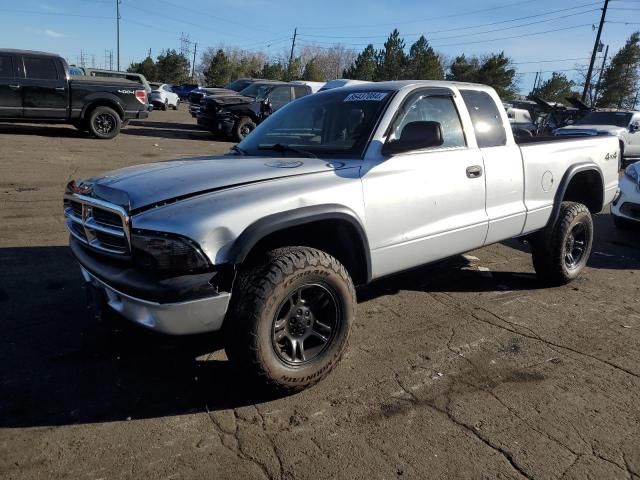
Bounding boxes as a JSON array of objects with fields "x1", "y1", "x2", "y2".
[
  {"x1": 0, "y1": 229, "x2": 636, "y2": 428},
  {"x1": 0, "y1": 123, "x2": 86, "y2": 138}
]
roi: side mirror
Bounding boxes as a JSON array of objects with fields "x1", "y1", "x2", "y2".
[
  {"x1": 383, "y1": 121, "x2": 444, "y2": 156},
  {"x1": 630, "y1": 121, "x2": 640, "y2": 132}
]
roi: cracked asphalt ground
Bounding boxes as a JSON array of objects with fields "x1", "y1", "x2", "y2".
[{"x1": 1, "y1": 107, "x2": 639, "y2": 480}]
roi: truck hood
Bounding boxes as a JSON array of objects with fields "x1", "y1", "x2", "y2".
[
  {"x1": 556, "y1": 124, "x2": 626, "y2": 135},
  {"x1": 208, "y1": 95, "x2": 255, "y2": 106},
  {"x1": 75, "y1": 156, "x2": 356, "y2": 212}
]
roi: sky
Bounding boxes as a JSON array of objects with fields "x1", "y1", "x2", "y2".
[{"x1": 2, "y1": 0, "x2": 639, "y2": 94}]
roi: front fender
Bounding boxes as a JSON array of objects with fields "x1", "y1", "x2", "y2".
[{"x1": 226, "y1": 204, "x2": 372, "y2": 282}]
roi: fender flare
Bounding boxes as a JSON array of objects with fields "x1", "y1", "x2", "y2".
[
  {"x1": 80, "y1": 93, "x2": 126, "y2": 120},
  {"x1": 547, "y1": 162, "x2": 604, "y2": 227},
  {"x1": 226, "y1": 204, "x2": 372, "y2": 283}
]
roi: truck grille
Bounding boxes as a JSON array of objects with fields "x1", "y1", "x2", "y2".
[
  {"x1": 188, "y1": 92, "x2": 205, "y2": 104},
  {"x1": 64, "y1": 195, "x2": 130, "y2": 255}
]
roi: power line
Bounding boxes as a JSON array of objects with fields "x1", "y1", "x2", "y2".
[
  {"x1": 298, "y1": 8, "x2": 600, "y2": 45},
  {"x1": 0, "y1": 8, "x2": 112, "y2": 19},
  {"x1": 299, "y1": 0, "x2": 539, "y2": 29},
  {"x1": 297, "y1": 2, "x2": 602, "y2": 39}
]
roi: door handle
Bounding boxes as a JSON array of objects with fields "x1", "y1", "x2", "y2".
[
  {"x1": 8, "y1": 84, "x2": 21, "y2": 90},
  {"x1": 466, "y1": 165, "x2": 483, "y2": 178}
]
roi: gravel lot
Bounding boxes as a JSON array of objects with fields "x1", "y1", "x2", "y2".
[{"x1": 1, "y1": 107, "x2": 639, "y2": 480}]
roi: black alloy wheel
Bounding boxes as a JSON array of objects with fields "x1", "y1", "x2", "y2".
[
  {"x1": 564, "y1": 222, "x2": 588, "y2": 270},
  {"x1": 271, "y1": 283, "x2": 341, "y2": 365}
]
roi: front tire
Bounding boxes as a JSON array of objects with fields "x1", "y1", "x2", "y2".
[
  {"x1": 225, "y1": 247, "x2": 355, "y2": 393},
  {"x1": 234, "y1": 117, "x2": 256, "y2": 141},
  {"x1": 88, "y1": 106, "x2": 121, "y2": 139},
  {"x1": 530, "y1": 202, "x2": 594, "y2": 285}
]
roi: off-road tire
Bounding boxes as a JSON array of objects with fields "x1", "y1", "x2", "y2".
[
  {"x1": 224, "y1": 247, "x2": 356, "y2": 393},
  {"x1": 88, "y1": 106, "x2": 121, "y2": 139},
  {"x1": 234, "y1": 117, "x2": 256, "y2": 142},
  {"x1": 530, "y1": 201, "x2": 593, "y2": 285}
]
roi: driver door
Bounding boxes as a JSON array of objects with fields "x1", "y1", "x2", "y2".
[{"x1": 362, "y1": 89, "x2": 488, "y2": 279}]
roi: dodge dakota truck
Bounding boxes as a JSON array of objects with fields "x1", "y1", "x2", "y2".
[
  {"x1": 64, "y1": 81, "x2": 619, "y2": 392},
  {"x1": 0, "y1": 49, "x2": 149, "y2": 139}
]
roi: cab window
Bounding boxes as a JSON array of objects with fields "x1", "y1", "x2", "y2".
[
  {"x1": 460, "y1": 89, "x2": 507, "y2": 148},
  {"x1": 0, "y1": 55, "x2": 14, "y2": 78},
  {"x1": 23, "y1": 56, "x2": 59, "y2": 80},
  {"x1": 388, "y1": 93, "x2": 466, "y2": 148},
  {"x1": 268, "y1": 86, "x2": 292, "y2": 109}
]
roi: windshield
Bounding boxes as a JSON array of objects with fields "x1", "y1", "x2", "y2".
[
  {"x1": 226, "y1": 79, "x2": 252, "y2": 91},
  {"x1": 576, "y1": 111, "x2": 632, "y2": 127},
  {"x1": 238, "y1": 82, "x2": 278, "y2": 100},
  {"x1": 237, "y1": 89, "x2": 394, "y2": 159}
]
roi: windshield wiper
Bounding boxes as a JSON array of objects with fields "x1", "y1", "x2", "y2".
[
  {"x1": 257, "y1": 143, "x2": 317, "y2": 158},
  {"x1": 230, "y1": 145, "x2": 248, "y2": 156}
]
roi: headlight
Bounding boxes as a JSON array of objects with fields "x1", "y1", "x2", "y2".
[
  {"x1": 132, "y1": 231, "x2": 210, "y2": 273},
  {"x1": 625, "y1": 164, "x2": 639, "y2": 182}
]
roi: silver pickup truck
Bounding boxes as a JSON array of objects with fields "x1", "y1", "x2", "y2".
[{"x1": 64, "y1": 80, "x2": 619, "y2": 392}]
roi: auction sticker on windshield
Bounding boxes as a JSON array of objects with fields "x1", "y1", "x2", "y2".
[{"x1": 344, "y1": 92, "x2": 387, "y2": 102}]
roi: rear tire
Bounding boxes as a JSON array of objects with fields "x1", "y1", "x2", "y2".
[
  {"x1": 162, "y1": 100, "x2": 168, "y2": 111},
  {"x1": 87, "y1": 106, "x2": 121, "y2": 139},
  {"x1": 530, "y1": 202, "x2": 593, "y2": 285},
  {"x1": 234, "y1": 117, "x2": 256, "y2": 142},
  {"x1": 224, "y1": 247, "x2": 355, "y2": 393}
]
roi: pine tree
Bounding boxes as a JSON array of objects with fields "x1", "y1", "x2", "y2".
[
  {"x1": 302, "y1": 58, "x2": 324, "y2": 81},
  {"x1": 531, "y1": 72, "x2": 577, "y2": 103},
  {"x1": 376, "y1": 29, "x2": 407, "y2": 81},
  {"x1": 597, "y1": 32, "x2": 640, "y2": 109},
  {"x1": 447, "y1": 55, "x2": 479, "y2": 83},
  {"x1": 406, "y1": 36, "x2": 443, "y2": 80},
  {"x1": 343, "y1": 44, "x2": 377, "y2": 81},
  {"x1": 447, "y1": 53, "x2": 516, "y2": 99},
  {"x1": 261, "y1": 61, "x2": 285, "y2": 80},
  {"x1": 203, "y1": 49, "x2": 231, "y2": 86},
  {"x1": 127, "y1": 56, "x2": 156, "y2": 81},
  {"x1": 155, "y1": 49, "x2": 190, "y2": 84}
]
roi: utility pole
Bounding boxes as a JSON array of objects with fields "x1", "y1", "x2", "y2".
[
  {"x1": 593, "y1": 44, "x2": 609, "y2": 105},
  {"x1": 289, "y1": 27, "x2": 297, "y2": 67},
  {"x1": 582, "y1": 0, "x2": 609, "y2": 102},
  {"x1": 191, "y1": 42, "x2": 197, "y2": 81},
  {"x1": 116, "y1": 0, "x2": 121, "y2": 70},
  {"x1": 148, "y1": 48, "x2": 152, "y2": 59},
  {"x1": 532, "y1": 71, "x2": 539, "y2": 95}
]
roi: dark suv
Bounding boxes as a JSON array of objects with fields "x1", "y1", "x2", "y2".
[{"x1": 197, "y1": 81, "x2": 312, "y2": 141}]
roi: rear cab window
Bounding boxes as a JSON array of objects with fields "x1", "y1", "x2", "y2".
[
  {"x1": 460, "y1": 89, "x2": 507, "y2": 148},
  {"x1": 23, "y1": 56, "x2": 60, "y2": 80},
  {"x1": 293, "y1": 85, "x2": 309, "y2": 99},
  {"x1": 0, "y1": 55, "x2": 15, "y2": 78}
]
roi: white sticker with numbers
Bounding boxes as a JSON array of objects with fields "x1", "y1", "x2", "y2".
[{"x1": 344, "y1": 92, "x2": 387, "y2": 102}]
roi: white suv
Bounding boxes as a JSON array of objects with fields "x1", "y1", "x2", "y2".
[{"x1": 149, "y1": 83, "x2": 180, "y2": 111}]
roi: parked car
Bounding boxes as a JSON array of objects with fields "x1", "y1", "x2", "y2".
[
  {"x1": 0, "y1": 49, "x2": 149, "y2": 139},
  {"x1": 197, "y1": 81, "x2": 312, "y2": 140},
  {"x1": 555, "y1": 110, "x2": 640, "y2": 166},
  {"x1": 290, "y1": 80, "x2": 325, "y2": 93},
  {"x1": 172, "y1": 83, "x2": 199, "y2": 100},
  {"x1": 84, "y1": 68, "x2": 152, "y2": 95},
  {"x1": 148, "y1": 83, "x2": 180, "y2": 110},
  {"x1": 65, "y1": 80, "x2": 619, "y2": 392},
  {"x1": 611, "y1": 161, "x2": 640, "y2": 228},
  {"x1": 188, "y1": 79, "x2": 261, "y2": 117},
  {"x1": 318, "y1": 79, "x2": 369, "y2": 91}
]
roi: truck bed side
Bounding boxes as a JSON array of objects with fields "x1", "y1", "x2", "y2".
[{"x1": 517, "y1": 135, "x2": 620, "y2": 234}]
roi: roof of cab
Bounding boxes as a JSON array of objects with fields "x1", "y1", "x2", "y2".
[
  {"x1": 336, "y1": 80, "x2": 492, "y2": 92},
  {"x1": 0, "y1": 49, "x2": 60, "y2": 57}
]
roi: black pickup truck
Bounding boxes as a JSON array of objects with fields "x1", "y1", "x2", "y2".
[
  {"x1": 0, "y1": 49, "x2": 149, "y2": 139},
  {"x1": 197, "y1": 81, "x2": 312, "y2": 141}
]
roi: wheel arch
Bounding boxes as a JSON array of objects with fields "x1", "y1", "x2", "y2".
[
  {"x1": 548, "y1": 163, "x2": 604, "y2": 227},
  {"x1": 81, "y1": 94, "x2": 125, "y2": 120},
  {"x1": 227, "y1": 205, "x2": 372, "y2": 286}
]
